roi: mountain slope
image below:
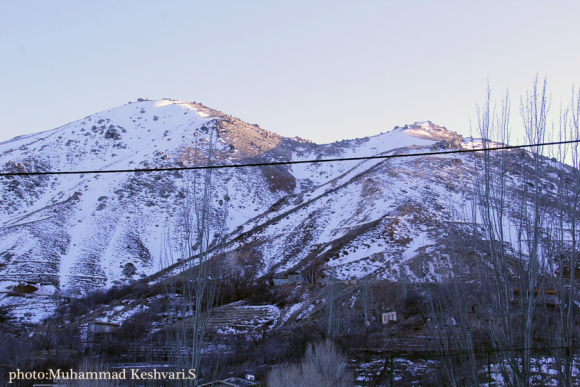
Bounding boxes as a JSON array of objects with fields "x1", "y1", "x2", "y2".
[
  {"x1": 0, "y1": 100, "x2": 280, "y2": 289},
  {"x1": 0, "y1": 99, "x2": 571, "y2": 322}
]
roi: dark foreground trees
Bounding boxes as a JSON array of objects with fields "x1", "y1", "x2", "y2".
[{"x1": 428, "y1": 77, "x2": 580, "y2": 386}]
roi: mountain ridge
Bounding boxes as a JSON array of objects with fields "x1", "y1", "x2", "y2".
[{"x1": 0, "y1": 98, "x2": 536, "y2": 323}]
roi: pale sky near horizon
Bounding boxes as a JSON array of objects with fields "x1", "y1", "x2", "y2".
[{"x1": 1, "y1": 1, "x2": 579, "y2": 146}]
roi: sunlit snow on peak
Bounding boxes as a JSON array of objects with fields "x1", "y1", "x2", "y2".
[{"x1": 153, "y1": 100, "x2": 210, "y2": 118}]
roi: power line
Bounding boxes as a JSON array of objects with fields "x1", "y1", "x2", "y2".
[{"x1": 0, "y1": 139, "x2": 578, "y2": 178}]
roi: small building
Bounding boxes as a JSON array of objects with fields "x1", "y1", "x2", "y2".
[
  {"x1": 382, "y1": 311, "x2": 397, "y2": 324},
  {"x1": 273, "y1": 278, "x2": 289, "y2": 286},
  {"x1": 87, "y1": 321, "x2": 120, "y2": 344}
]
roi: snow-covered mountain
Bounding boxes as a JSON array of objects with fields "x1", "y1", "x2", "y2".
[
  {"x1": 0, "y1": 99, "x2": 289, "y2": 292},
  {"x1": 0, "y1": 98, "x2": 570, "y2": 321}
]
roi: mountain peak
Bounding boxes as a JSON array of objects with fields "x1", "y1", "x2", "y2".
[{"x1": 391, "y1": 121, "x2": 463, "y2": 147}]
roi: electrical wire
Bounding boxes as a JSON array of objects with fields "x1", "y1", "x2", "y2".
[{"x1": 0, "y1": 139, "x2": 578, "y2": 178}]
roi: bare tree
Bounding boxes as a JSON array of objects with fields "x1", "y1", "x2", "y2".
[
  {"x1": 470, "y1": 78, "x2": 555, "y2": 386},
  {"x1": 361, "y1": 277, "x2": 371, "y2": 328},
  {"x1": 161, "y1": 124, "x2": 229, "y2": 386},
  {"x1": 396, "y1": 267, "x2": 409, "y2": 312},
  {"x1": 424, "y1": 77, "x2": 580, "y2": 386},
  {"x1": 548, "y1": 86, "x2": 580, "y2": 386},
  {"x1": 426, "y1": 220, "x2": 480, "y2": 386},
  {"x1": 303, "y1": 264, "x2": 322, "y2": 284},
  {"x1": 325, "y1": 282, "x2": 342, "y2": 339},
  {"x1": 473, "y1": 83, "x2": 528, "y2": 386}
]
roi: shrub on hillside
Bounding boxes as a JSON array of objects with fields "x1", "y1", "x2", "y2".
[{"x1": 267, "y1": 339, "x2": 353, "y2": 387}]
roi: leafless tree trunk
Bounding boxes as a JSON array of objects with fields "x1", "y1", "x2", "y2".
[
  {"x1": 475, "y1": 85, "x2": 523, "y2": 385},
  {"x1": 304, "y1": 264, "x2": 322, "y2": 284},
  {"x1": 361, "y1": 277, "x2": 371, "y2": 328},
  {"x1": 426, "y1": 207, "x2": 479, "y2": 385},
  {"x1": 397, "y1": 267, "x2": 408, "y2": 309},
  {"x1": 519, "y1": 77, "x2": 550, "y2": 376},
  {"x1": 326, "y1": 282, "x2": 339, "y2": 339},
  {"x1": 161, "y1": 126, "x2": 229, "y2": 386},
  {"x1": 548, "y1": 86, "x2": 580, "y2": 386},
  {"x1": 471, "y1": 78, "x2": 551, "y2": 386}
]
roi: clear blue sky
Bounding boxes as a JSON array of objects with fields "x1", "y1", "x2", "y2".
[{"x1": 1, "y1": 1, "x2": 579, "y2": 144}]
